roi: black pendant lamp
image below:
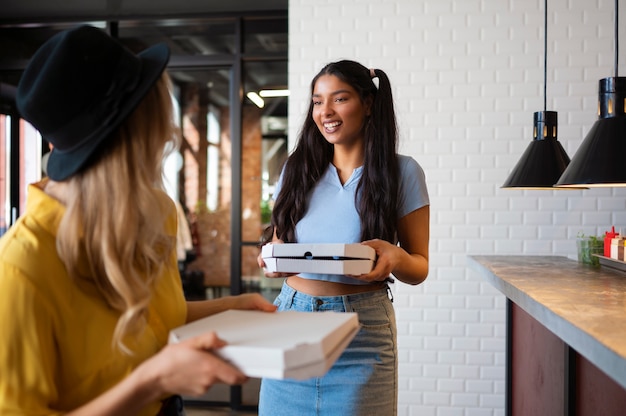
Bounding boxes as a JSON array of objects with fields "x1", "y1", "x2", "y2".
[
  {"x1": 502, "y1": 0, "x2": 574, "y2": 189},
  {"x1": 556, "y1": 0, "x2": 626, "y2": 187}
]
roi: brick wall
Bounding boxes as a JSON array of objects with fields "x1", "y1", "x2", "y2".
[{"x1": 289, "y1": 0, "x2": 626, "y2": 414}]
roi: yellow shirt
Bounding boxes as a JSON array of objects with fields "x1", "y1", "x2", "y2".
[{"x1": 0, "y1": 182, "x2": 187, "y2": 415}]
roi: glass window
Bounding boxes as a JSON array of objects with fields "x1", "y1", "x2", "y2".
[
  {"x1": 0, "y1": 117, "x2": 43, "y2": 233},
  {"x1": 240, "y1": 59, "x2": 288, "y2": 300},
  {"x1": 169, "y1": 67, "x2": 233, "y2": 296},
  {"x1": 19, "y1": 120, "x2": 43, "y2": 213},
  {"x1": 242, "y1": 59, "x2": 288, "y2": 238},
  {"x1": 206, "y1": 103, "x2": 220, "y2": 212}
]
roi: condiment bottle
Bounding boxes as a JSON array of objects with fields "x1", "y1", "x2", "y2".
[{"x1": 605, "y1": 226, "x2": 618, "y2": 257}]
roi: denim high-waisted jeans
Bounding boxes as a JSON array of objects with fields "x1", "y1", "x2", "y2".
[{"x1": 258, "y1": 280, "x2": 397, "y2": 416}]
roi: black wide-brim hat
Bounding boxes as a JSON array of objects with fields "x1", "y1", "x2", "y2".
[{"x1": 16, "y1": 25, "x2": 170, "y2": 181}]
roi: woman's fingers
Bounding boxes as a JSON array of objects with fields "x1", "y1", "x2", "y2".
[
  {"x1": 183, "y1": 331, "x2": 227, "y2": 350},
  {"x1": 145, "y1": 333, "x2": 248, "y2": 397}
]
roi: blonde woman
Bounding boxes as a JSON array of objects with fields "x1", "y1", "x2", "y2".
[{"x1": 0, "y1": 25, "x2": 275, "y2": 416}]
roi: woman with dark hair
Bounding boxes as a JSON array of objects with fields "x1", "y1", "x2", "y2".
[{"x1": 258, "y1": 60, "x2": 430, "y2": 415}]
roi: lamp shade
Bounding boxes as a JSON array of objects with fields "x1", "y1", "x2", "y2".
[
  {"x1": 502, "y1": 111, "x2": 572, "y2": 189},
  {"x1": 556, "y1": 77, "x2": 626, "y2": 187}
]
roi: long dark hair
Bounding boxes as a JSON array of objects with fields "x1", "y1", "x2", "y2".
[{"x1": 270, "y1": 60, "x2": 399, "y2": 244}]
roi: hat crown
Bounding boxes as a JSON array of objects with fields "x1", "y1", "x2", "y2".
[{"x1": 17, "y1": 25, "x2": 141, "y2": 151}]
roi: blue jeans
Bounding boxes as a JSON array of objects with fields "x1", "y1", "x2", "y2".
[{"x1": 258, "y1": 281, "x2": 397, "y2": 416}]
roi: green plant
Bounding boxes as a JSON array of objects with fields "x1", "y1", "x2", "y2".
[
  {"x1": 260, "y1": 199, "x2": 272, "y2": 225},
  {"x1": 576, "y1": 231, "x2": 602, "y2": 243},
  {"x1": 576, "y1": 232, "x2": 603, "y2": 266}
]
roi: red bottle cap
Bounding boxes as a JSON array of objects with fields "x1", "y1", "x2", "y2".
[{"x1": 606, "y1": 226, "x2": 618, "y2": 238}]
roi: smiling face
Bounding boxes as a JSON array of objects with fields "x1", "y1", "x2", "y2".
[{"x1": 311, "y1": 74, "x2": 370, "y2": 147}]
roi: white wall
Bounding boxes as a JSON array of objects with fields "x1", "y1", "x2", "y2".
[{"x1": 289, "y1": 0, "x2": 626, "y2": 415}]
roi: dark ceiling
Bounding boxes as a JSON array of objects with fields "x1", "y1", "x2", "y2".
[
  {"x1": 0, "y1": 0, "x2": 288, "y2": 23},
  {"x1": 0, "y1": 0, "x2": 289, "y2": 117}
]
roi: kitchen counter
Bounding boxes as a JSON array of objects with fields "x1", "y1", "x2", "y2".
[{"x1": 467, "y1": 255, "x2": 626, "y2": 391}]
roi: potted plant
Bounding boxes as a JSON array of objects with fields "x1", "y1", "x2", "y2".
[{"x1": 576, "y1": 232, "x2": 603, "y2": 266}]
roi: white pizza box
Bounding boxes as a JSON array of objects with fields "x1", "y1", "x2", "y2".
[
  {"x1": 262, "y1": 257, "x2": 374, "y2": 275},
  {"x1": 168, "y1": 309, "x2": 360, "y2": 380},
  {"x1": 261, "y1": 243, "x2": 376, "y2": 275},
  {"x1": 261, "y1": 243, "x2": 376, "y2": 260}
]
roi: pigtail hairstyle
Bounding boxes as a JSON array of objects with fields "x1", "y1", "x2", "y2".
[
  {"x1": 271, "y1": 60, "x2": 399, "y2": 244},
  {"x1": 56, "y1": 74, "x2": 178, "y2": 354}
]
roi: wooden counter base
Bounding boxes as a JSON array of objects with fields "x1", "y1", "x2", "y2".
[{"x1": 469, "y1": 255, "x2": 626, "y2": 416}]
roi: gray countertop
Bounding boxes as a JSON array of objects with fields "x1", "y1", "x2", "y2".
[{"x1": 467, "y1": 255, "x2": 626, "y2": 390}]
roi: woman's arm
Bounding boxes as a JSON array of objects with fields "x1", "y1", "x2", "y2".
[
  {"x1": 360, "y1": 205, "x2": 430, "y2": 285},
  {"x1": 391, "y1": 205, "x2": 430, "y2": 284},
  {"x1": 186, "y1": 293, "x2": 277, "y2": 323},
  {"x1": 65, "y1": 332, "x2": 246, "y2": 416}
]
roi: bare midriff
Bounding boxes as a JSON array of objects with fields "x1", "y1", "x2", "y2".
[{"x1": 285, "y1": 275, "x2": 386, "y2": 297}]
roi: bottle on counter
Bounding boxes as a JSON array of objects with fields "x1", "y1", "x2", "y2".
[
  {"x1": 604, "y1": 226, "x2": 618, "y2": 257},
  {"x1": 610, "y1": 235, "x2": 625, "y2": 261}
]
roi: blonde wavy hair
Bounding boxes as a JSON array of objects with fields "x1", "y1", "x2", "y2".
[{"x1": 56, "y1": 73, "x2": 179, "y2": 354}]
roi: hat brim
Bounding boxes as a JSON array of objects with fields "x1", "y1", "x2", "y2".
[{"x1": 45, "y1": 43, "x2": 170, "y2": 181}]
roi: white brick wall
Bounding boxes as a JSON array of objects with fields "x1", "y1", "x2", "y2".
[{"x1": 289, "y1": 0, "x2": 626, "y2": 414}]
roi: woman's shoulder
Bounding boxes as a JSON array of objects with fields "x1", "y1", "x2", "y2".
[
  {"x1": 397, "y1": 153, "x2": 419, "y2": 165},
  {"x1": 396, "y1": 154, "x2": 429, "y2": 212},
  {"x1": 397, "y1": 154, "x2": 425, "y2": 177}
]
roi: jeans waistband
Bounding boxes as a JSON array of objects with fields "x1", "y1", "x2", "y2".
[{"x1": 277, "y1": 280, "x2": 392, "y2": 312}]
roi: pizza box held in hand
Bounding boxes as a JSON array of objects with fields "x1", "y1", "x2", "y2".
[
  {"x1": 168, "y1": 309, "x2": 360, "y2": 380},
  {"x1": 261, "y1": 243, "x2": 376, "y2": 275}
]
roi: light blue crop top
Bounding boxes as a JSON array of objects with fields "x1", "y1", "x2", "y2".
[{"x1": 273, "y1": 154, "x2": 429, "y2": 285}]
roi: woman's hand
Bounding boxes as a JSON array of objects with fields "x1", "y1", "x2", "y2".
[
  {"x1": 230, "y1": 292, "x2": 277, "y2": 312},
  {"x1": 258, "y1": 240, "x2": 294, "y2": 279},
  {"x1": 135, "y1": 332, "x2": 248, "y2": 398},
  {"x1": 356, "y1": 239, "x2": 404, "y2": 282},
  {"x1": 186, "y1": 293, "x2": 276, "y2": 323},
  {"x1": 358, "y1": 206, "x2": 430, "y2": 285}
]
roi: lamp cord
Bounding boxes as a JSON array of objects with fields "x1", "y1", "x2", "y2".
[
  {"x1": 543, "y1": 0, "x2": 548, "y2": 112},
  {"x1": 615, "y1": 0, "x2": 619, "y2": 78}
]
